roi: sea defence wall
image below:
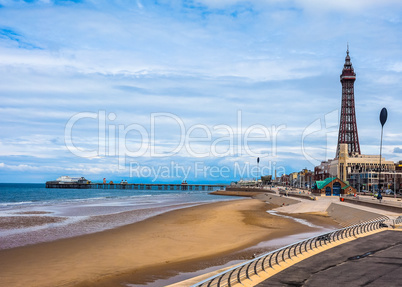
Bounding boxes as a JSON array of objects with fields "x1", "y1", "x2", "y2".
[
  {"x1": 225, "y1": 187, "x2": 276, "y2": 194},
  {"x1": 342, "y1": 197, "x2": 402, "y2": 213},
  {"x1": 211, "y1": 190, "x2": 300, "y2": 206},
  {"x1": 278, "y1": 188, "x2": 316, "y2": 201},
  {"x1": 211, "y1": 187, "x2": 276, "y2": 198},
  {"x1": 326, "y1": 202, "x2": 384, "y2": 226},
  {"x1": 253, "y1": 193, "x2": 300, "y2": 206}
]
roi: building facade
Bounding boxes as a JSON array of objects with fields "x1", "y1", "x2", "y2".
[
  {"x1": 314, "y1": 161, "x2": 330, "y2": 181},
  {"x1": 328, "y1": 144, "x2": 396, "y2": 192}
]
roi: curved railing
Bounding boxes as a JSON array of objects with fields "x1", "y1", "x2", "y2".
[
  {"x1": 394, "y1": 216, "x2": 402, "y2": 225},
  {"x1": 192, "y1": 216, "x2": 388, "y2": 287}
]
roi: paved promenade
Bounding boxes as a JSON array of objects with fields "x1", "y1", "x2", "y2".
[{"x1": 257, "y1": 230, "x2": 402, "y2": 287}]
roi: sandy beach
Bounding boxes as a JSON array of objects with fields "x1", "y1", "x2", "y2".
[{"x1": 0, "y1": 198, "x2": 339, "y2": 287}]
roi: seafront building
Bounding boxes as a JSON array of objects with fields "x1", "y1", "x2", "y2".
[{"x1": 312, "y1": 177, "x2": 356, "y2": 196}]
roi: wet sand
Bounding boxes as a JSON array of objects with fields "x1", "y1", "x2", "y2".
[
  {"x1": 0, "y1": 216, "x2": 66, "y2": 229},
  {"x1": 0, "y1": 199, "x2": 339, "y2": 287}
]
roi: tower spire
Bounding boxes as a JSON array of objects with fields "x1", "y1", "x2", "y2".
[{"x1": 336, "y1": 48, "x2": 361, "y2": 158}]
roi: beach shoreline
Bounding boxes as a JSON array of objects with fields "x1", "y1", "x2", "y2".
[
  {"x1": 0, "y1": 191, "x2": 241, "y2": 250},
  {"x1": 0, "y1": 198, "x2": 339, "y2": 287}
]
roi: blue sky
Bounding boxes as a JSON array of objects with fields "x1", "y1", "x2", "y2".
[{"x1": 0, "y1": 0, "x2": 402, "y2": 183}]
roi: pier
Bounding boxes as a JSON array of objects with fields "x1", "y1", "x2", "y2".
[{"x1": 45, "y1": 181, "x2": 226, "y2": 191}]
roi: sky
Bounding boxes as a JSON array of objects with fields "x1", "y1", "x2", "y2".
[{"x1": 0, "y1": 0, "x2": 402, "y2": 183}]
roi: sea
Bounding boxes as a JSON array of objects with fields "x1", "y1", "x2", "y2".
[{"x1": 0, "y1": 183, "x2": 236, "y2": 249}]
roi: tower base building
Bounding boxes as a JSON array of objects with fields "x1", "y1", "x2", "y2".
[{"x1": 328, "y1": 144, "x2": 395, "y2": 192}]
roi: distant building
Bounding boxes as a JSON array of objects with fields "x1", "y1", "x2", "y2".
[
  {"x1": 261, "y1": 175, "x2": 272, "y2": 185},
  {"x1": 289, "y1": 172, "x2": 299, "y2": 187},
  {"x1": 297, "y1": 169, "x2": 313, "y2": 189},
  {"x1": 279, "y1": 174, "x2": 290, "y2": 186},
  {"x1": 396, "y1": 161, "x2": 402, "y2": 172},
  {"x1": 312, "y1": 177, "x2": 356, "y2": 196},
  {"x1": 56, "y1": 176, "x2": 89, "y2": 184},
  {"x1": 314, "y1": 161, "x2": 330, "y2": 181}
]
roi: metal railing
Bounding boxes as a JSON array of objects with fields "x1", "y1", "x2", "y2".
[{"x1": 192, "y1": 216, "x2": 388, "y2": 287}]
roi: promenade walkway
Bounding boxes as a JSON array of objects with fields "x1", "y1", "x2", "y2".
[{"x1": 256, "y1": 230, "x2": 402, "y2": 287}]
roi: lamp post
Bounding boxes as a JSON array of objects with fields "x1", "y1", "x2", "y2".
[
  {"x1": 257, "y1": 157, "x2": 260, "y2": 186},
  {"x1": 378, "y1": 107, "x2": 388, "y2": 200},
  {"x1": 394, "y1": 171, "x2": 397, "y2": 199}
]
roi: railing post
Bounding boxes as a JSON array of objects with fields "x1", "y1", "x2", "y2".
[
  {"x1": 254, "y1": 258, "x2": 261, "y2": 275},
  {"x1": 338, "y1": 229, "x2": 343, "y2": 240},
  {"x1": 269, "y1": 253, "x2": 274, "y2": 269},
  {"x1": 227, "y1": 268, "x2": 237, "y2": 287},
  {"x1": 366, "y1": 222, "x2": 371, "y2": 232},
  {"x1": 245, "y1": 262, "x2": 251, "y2": 280},
  {"x1": 237, "y1": 265, "x2": 245, "y2": 284},
  {"x1": 216, "y1": 274, "x2": 224, "y2": 287},
  {"x1": 288, "y1": 245, "x2": 293, "y2": 260},
  {"x1": 347, "y1": 227, "x2": 352, "y2": 238},
  {"x1": 261, "y1": 255, "x2": 267, "y2": 272},
  {"x1": 275, "y1": 251, "x2": 280, "y2": 265}
]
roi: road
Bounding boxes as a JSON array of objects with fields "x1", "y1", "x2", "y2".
[{"x1": 257, "y1": 230, "x2": 402, "y2": 287}]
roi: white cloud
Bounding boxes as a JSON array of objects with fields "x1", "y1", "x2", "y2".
[
  {"x1": 388, "y1": 62, "x2": 402, "y2": 72},
  {"x1": 195, "y1": 0, "x2": 402, "y2": 11},
  {"x1": 293, "y1": 0, "x2": 402, "y2": 11}
]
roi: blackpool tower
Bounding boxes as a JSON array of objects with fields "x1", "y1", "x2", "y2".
[{"x1": 336, "y1": 47, "x2": 361, "y2": 158}]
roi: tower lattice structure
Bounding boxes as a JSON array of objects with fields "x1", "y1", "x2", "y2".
[{"x1": 336, "y1": 47, "x2": 361, "y2": 158}]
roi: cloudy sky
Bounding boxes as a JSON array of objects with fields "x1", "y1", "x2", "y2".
[{"x1": 1, "y1": 0, "x2": 402, "y2": 183}]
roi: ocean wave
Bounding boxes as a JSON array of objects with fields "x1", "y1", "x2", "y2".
[{"x1": 0, "y1": 201, "x2": 34, "y2": 207}]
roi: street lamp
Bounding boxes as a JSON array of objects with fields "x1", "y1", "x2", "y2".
[
  {"x1": 378, "y1": 107, "x2": 388, "y2": 201},
  {"x1": 257, "y1": 157, "x2": 260, "y2": 185}
]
